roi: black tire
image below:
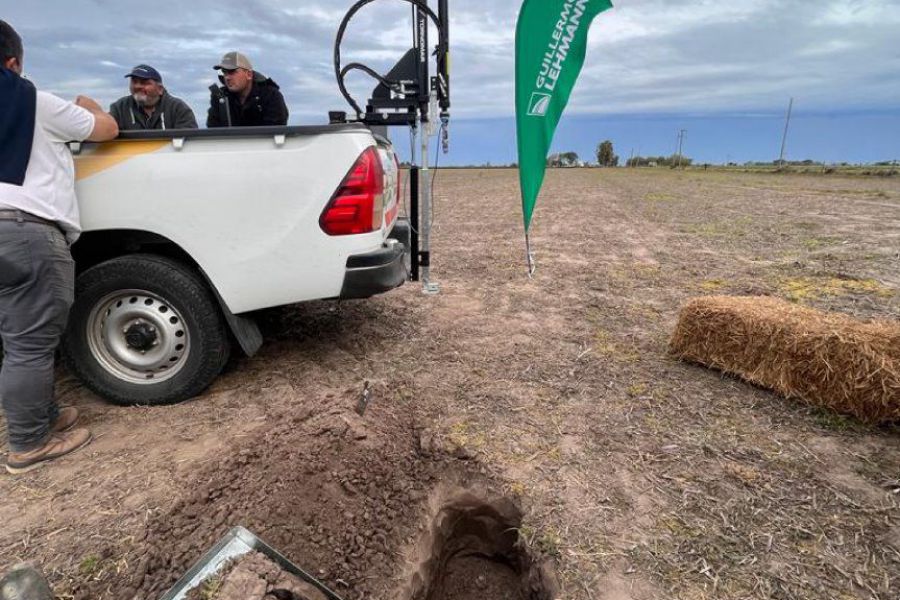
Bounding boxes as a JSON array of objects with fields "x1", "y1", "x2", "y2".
[{"x1": 62, "y1": 254, "x2": 230, "y2": 405}]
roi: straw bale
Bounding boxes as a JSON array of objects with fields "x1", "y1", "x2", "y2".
[{"x1": 669, "y1": 296, "x2": 900, "y2": 424}]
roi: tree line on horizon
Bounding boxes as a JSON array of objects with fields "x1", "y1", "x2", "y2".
[
  {"x1": 547, "y1": 141, "x2": 693, "y2": 168},
  {"x1": 397, "y1": 137, "x2": 896, "y2": 169}
]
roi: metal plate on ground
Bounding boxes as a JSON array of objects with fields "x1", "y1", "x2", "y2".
[{"x1": 159, "y1": 526, "x2": 343, "y2": 600}]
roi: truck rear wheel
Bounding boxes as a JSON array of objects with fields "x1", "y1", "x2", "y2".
[{"x1": 62, "y1": 254, "x2": 230, "y2": 405}]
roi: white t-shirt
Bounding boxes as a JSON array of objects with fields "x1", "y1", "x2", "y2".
[{"x1": 0, "y1": 91, "x2": 95, "y2": 243}]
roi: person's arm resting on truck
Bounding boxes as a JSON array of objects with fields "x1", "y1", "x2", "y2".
[
  {"x1": 38, "y1": 92, "x2": 116, "y2": 144},
  {"x1": 75, "y1": 95, "x2": 118, "y2": 141}
]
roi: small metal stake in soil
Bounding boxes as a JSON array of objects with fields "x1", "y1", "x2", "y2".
[{"x1": 356, "y1": 380, "x2": 371, "y2": 416}]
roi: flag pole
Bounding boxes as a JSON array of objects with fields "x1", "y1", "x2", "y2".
[
  {"x1": 514, "y1": 0, "x2": 613, "y2": 280},
  {"x1": 525, "y1": 230, "x2": 536, "y2": 278}
]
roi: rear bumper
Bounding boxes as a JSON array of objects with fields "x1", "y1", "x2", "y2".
[{"x1": 340, "y1": 237, "x2": 408, "y2": 299}]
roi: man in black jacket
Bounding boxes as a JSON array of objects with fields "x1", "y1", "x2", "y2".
[
  {"x1": 110, "y1": 64, "x2": 197, "y2": 131},
  {"x1": 207, "y1": 52, "x2": 288, "y2": 127}
]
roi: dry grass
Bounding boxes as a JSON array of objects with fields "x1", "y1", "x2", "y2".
[{"x1": 670, "y1": 296, "x2": 900, "y2": 424}]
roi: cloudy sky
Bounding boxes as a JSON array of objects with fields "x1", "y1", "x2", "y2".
[{"x1": 7, "y1": 0, "x2": 900, "y2": 163}]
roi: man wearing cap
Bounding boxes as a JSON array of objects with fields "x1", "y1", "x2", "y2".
[
  {"x1": 207, "y1": 52, "x2": 288, "y2": 127},
  {"x1": 110, "y1": 64, "x2": 197, "y2": 131},
  {"x1": 0, "y1": 20, "x2": 118, "y2": 474}
]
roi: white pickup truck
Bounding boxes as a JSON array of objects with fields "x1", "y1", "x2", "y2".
[{"x1": 65, "y1": 124, "x2": 408, "y2": 405}]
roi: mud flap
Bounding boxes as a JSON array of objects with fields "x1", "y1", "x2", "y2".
[{"x1": 204, "y1": 276, "x2": 263, "y2": 357}]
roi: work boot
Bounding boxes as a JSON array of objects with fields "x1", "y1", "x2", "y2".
[
  {"x1": 5, "y1": 428, "x2": 92, "y2": 475},
  {"x1": 0, "y1": 563, "x2": 54, "y2": 600},
  {"x1": 51, "y1": 406, "x2": 79, "y2": 433}
]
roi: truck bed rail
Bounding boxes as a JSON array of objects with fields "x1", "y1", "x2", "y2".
[{"x1": 113, "y1": 123, "x2": 371, "y2": 142}]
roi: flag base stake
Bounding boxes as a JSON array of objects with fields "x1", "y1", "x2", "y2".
[{"x1": 525, "y1": 231, "x2": 536, "y2": 278}]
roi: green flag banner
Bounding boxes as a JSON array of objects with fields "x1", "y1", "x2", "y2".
[{"x1": 516, "y1": 0, "x2": 613, "y2": 235}]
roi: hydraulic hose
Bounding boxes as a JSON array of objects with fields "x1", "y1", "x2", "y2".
[
  {"x1": 340, "y1": 63, "x2": 401, "y2": 92},
  {"x1": 334, "y1": 0, "x2": 443, "y2": 118}
]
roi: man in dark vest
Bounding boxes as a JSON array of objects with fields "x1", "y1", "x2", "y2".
[
  {"x1": 0, "y1": 20, "x2": 118, "y2": 474},
  {"x1": 109, "y1": 64, "x2": 197, "y2": 131},
  {"x1": 207, "y1": 51, "x2": 289, "y2": 127}
]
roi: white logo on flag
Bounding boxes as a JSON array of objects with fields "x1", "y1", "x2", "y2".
[{"x1": 527, "y1": 92, "x2": 552, "y2": 117}]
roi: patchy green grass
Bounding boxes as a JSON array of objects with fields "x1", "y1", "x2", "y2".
[
  {"x1": 699, "y1": 279, "x2": 727, "y2": 291},
  {"x1": 593, "y1": 328, "x2": 642, "y2": 363},
  {"x1": 447, "y1": 420, "x2": 487, "y2": 452},
  {"x1": 800, "y1": 237, "x2": 841, "y2": 250},
  {"x1": 627, "y1": 383, "x2": 649, "y2": 398},
  {"x1": 197, "y1": 575, "x2": 223, "y2": 600},
  {"x1": 779, "y1": 276, "x2": 894, "y2": 302},
  {"x1": 681, "y1": 216, "x2": 754, "y2": 238},
  {"x1": 644, "y1": 192, "x2": 678, "y2": 202},
  {"x1": 811, "y1": 409, "x2": 863, "y2": 433},
  {"x1": 520, "y1": 524, "x2": 564, "y2": 558},
  {"x1": 78, "y1": 555, "x2": 101, "y2": 578}
]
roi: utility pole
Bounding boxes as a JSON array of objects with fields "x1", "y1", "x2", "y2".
[
  {"x1": 629, "y1": 147, "x2": 635, "y2": 167},
  {"x1": 676, "y1": 129, "x2": 687, "y2": 168},
  {"x1": 778, "y1": 97, "x2": 793, "y2": 168}
]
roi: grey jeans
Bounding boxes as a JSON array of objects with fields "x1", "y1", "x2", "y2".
[{"x1": 0, "y1": 219, "x2": 75, "y2": 452}]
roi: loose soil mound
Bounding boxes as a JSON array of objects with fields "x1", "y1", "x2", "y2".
[
  {"x1": 72, "y1": 396, "x2": 553, "y2": 600},
  {"x1": 670, "y1": 295, "x2": 900, "y2": 424}
]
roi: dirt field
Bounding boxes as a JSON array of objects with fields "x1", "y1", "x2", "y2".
[{"x1": 2, "y1": 168, "x2": 899, "y2": 600}]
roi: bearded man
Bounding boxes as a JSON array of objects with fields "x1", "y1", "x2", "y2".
[{"x1": 109, "y1": 64, "x2": 197, "y2": 131}]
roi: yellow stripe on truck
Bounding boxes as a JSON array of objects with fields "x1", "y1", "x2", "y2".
[{"x1": 75, "y1": 140, "x2": 169, "y2": 181}]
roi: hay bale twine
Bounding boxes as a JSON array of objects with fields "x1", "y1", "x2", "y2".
[{"x1": 669, "y1": 296, "x2": 900, "y2": 424}]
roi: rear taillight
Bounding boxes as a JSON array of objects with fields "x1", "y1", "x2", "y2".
[
  {"x1": 320, "y1": 147, "x2": 385, "y2": 236},
  {"x1": 383, "y1": 152, "x2": 401, "y2": 226}
]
